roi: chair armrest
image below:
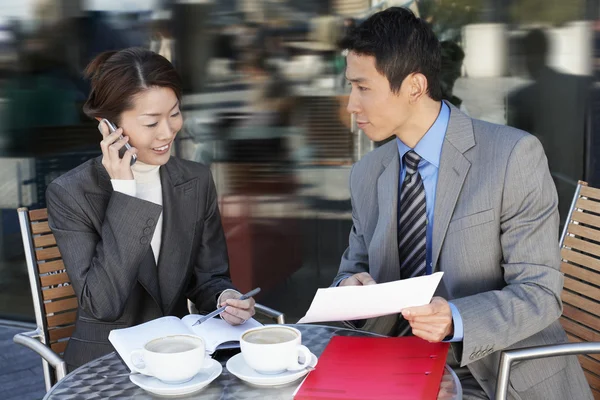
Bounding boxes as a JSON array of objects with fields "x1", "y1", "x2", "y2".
[
  {"x1": 255, "y1": 303, "x2": 286, "y2": 324},
  {"x1": 496, "y1": 342, "x2": 600, "y2": 400},
  {"x1": 13, "y1": 330, "x2": 68, "y2": 382}
]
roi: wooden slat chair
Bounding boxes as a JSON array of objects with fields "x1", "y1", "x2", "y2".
[
  {"x1": 14, "y1": 207, "x2": 285, "y2": 392},
  {"x1": 496, "y1": 181, "x2": 600, "y2": 399}
]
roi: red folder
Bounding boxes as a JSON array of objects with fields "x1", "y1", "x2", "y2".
[{"x1": 294, "y1": 336, "x2": 450, "y2": 400}]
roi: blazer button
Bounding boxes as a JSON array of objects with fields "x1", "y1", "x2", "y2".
[
  {"x1": 147, "y1": 218, "x2": 155, "y2": 226},
  {"x1": 140, "y1": 236, "x2": 149, "y2": 245},
  {"x1": 469, "y1": 353, "x2": 476, "y2": 360},
  {"x1": 143, "y1": 227, "x2": 152, "y2": 235}
]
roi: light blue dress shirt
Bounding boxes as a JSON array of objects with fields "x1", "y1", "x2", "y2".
[{"x1": 396, "y1": 102, "x2": 463, "y2": 342}]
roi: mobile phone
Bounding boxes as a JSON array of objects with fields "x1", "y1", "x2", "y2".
[{"x1": 100, "y1": 119, "x2": 137, "y2": 166}]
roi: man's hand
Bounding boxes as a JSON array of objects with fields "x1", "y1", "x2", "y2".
[
  {"x1": 339, "y1": 272, "x2": 376, "y2": 286},
  {"x1": 402, "y1": 297, "x2": 453, "y2": 342}
]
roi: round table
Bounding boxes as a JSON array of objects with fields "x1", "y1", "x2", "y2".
[{"x1": 44, "y1": 324, "x2": 462, "y2": 399}]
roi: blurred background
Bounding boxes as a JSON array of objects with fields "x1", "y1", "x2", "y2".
[{"x1": 0, "y1": 0, "x2": 599, "y2": 327}]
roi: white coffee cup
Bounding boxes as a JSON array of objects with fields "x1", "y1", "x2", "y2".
[
  {"x1": 130, "y1": 334, "x2": 211, "y2": 384},
  {"x1": 240, "y1": 326, "x2": 312, "y2": 375}
]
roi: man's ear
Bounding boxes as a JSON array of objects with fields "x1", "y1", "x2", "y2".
[{"x1": 407, "y1": 73, "x2": 428, "y2": 104}]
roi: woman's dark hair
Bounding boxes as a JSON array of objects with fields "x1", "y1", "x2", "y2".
[
  {"x1": 340, "y1": 7, "x2": 442, "y2": 101},
  {"x1": 83, "y1": 47, "x2": 182, "y2": 124}
]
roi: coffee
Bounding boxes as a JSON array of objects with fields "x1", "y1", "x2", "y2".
[
  {"x1": 243, "y1": 328, "x2": 297, "y2": 345},
  {"x1": 146, "y1": 337, "x2": 200, "y2": 354}
]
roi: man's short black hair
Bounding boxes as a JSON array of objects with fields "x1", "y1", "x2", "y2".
[{"x1": 340, "y1": 7, "x2": 442, "y2": 101}]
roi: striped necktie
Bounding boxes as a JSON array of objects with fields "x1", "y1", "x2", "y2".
[
  {"x1": 398, "y1": 150, "x2": 427, "y2": 279},
  {"x1": 395, "y1": 150, "x2": 427, "y2": 336}
]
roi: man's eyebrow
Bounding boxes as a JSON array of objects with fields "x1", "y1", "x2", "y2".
[{"x1": 346, "y1": 77, "x2": 368, "y2": 83}]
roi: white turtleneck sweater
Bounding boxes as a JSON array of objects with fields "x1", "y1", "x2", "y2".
[{"x1": 111, "y1": 161, "x2": 163, "y2": 263}]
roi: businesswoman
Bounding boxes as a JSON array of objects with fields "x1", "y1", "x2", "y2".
[{"x1": 46, "y1": 47, "x2": 255, "y2": 369}]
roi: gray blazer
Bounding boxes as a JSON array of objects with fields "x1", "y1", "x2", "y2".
[
  {"x1": 47, "y1": 156, "x2": 235, "y2": 369},
  {"x1": 334, "y1": 104, "x2": 592, "y2": 399}
]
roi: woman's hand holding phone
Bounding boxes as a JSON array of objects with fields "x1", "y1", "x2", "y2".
[{"x1": 98, "y1": 121, "x2": 137, "y2": 180}]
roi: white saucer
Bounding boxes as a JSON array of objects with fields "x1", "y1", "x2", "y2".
[
  {"x1": 130, "y1": 358, "x2": 222, "y2": 397},
  {"x1": 226, "y1": 352, "x2": 318, "y2": 387}
]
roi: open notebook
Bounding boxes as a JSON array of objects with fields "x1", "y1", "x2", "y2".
[{"x1": 109, "y1": 315, "x2": 262, "y2": 371}]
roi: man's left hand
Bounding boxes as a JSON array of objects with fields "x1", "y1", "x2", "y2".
[{"x1": 401, "y1": 297, "x2": 453, "y2": 342}]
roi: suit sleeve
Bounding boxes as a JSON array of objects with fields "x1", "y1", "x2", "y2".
[
  {"x1": 451, "y1": 134, "x2": 563, "y2": 366},
  {"x1": 186, "y1": 170, "x2": 235, "y2": 312},
  {"x1": 46, "y1": 182, "x2": 163, "y2": 321},
  {"x1": 332, "y1": 164, "x2": 370, "y2": 286}
]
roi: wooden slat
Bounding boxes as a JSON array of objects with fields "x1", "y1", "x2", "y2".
[
  {"x1": 42, "y1": 284, "x2": 75, "y2": 301},
  {"x1": 566, "y1": 333, "x2": 600, "y2": 362},
  {"x1": 579, "y1": 355, "x2": 600, "y2": 376},
  {"x1": 31, "y1": 221, "x2": 51, "y2": 235},
  {"x1": 561, "y1": 318, "x2": 600, "y2": 343},
  {"x1": 562, "y1": 262, "x2": 600, "y2": 287},
  {"x1": 33, "y1": 234, "x2": 56, "y2": 248},
  {"x1": 567, "y1": 224, "x2": 600, "y2": 244},
  {"x1": 35, "y1": 247, "x2": 61, "y2": 262},
  {"x1": 39, "y1": 272, "x2": 70, "y2": 287},
  {"x1": 585, "y1": 370, "x2": 600, "y2": 392},
  {"x1": 563, "y1": 290, "x2": 600, "y2": 318},
  {"x1": 582, "y1": 185, "x2": 600, "y2": 202},
  {"x1": 564, "y1": 277, "x2": 600, "y2": 303},
  {"x1": 564, "y1": 236, "x2": 600, "y2": 260},
  {"x1": 577, "y1": 198, "x2": 600, "y2": 215},
  {"x1": 563, "y1": 303, "x2": 600, "y2": 331},
  {"x1": 562, "y1": 249, "x2": 600, "y2": 271},
  {"x1": 48, "y1": 325, "x2": 75, "y2": 342},
  {"x1": 572, "y1": 211, "x2": 600, "y2": 230},
  {"x1": 38, "y1": 259, "x2": 65, "y2": 274},
  {"x1": 44, "y1": 297, "x2": 78, "y2": 314},
  {"x1": 50, "y1": 340, "x2": 68, "y2": 355},
  {"x1": 29, "y1": 208, "x2": 48, "y2": 221},
  {"x1": 46, "y1": 311, "x2": 76, "y2": 328}
]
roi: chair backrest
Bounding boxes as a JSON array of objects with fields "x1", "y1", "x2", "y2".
[
  {"x1": 558, "y1": 181, "x2": 600, "y2": 397},
  {"x1": 18, "y1": 207, "x2": 77, "y2": 358}
]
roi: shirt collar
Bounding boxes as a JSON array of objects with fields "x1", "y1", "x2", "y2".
[{"x1": 396, "y1": 102, "x2": 449, "y2": 169}]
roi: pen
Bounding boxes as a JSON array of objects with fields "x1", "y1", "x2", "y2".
[{"x1": 192, "y1": 287, "x2": 261, "y2": 326}]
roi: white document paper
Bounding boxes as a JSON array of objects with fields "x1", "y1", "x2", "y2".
[{"x1": 298, "y1": 272, "x2": 444, "y2": 323}]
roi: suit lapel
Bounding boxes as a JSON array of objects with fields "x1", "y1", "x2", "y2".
[
  {"x1": 432, "y1": 103, "x2": 475, "y2": 270},
  {"x1": 372, "y1": 143, "x2": 401, "y2": 283},
  {"x1": 88, "y1": 157, "x2": 165, "y2": 310},
  {"x1": 157, "y1": 159, "x2": 199, "y2": 314}
]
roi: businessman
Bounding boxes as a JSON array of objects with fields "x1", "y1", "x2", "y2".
[{"x1": 333, "y1": 7, "x2": 591, "y2": 400}]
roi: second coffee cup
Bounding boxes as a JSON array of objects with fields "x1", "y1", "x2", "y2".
[{"x1": 240, "y1": 326, "x2": 312, "y2": 375}]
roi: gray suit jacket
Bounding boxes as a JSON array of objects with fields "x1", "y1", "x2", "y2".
[
  {"x1": 47, "y1": 156, "x2": 234, "y2": 368},
  {"x1": 334, "y1": 104, "x2": 592, "y2": 399}
]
